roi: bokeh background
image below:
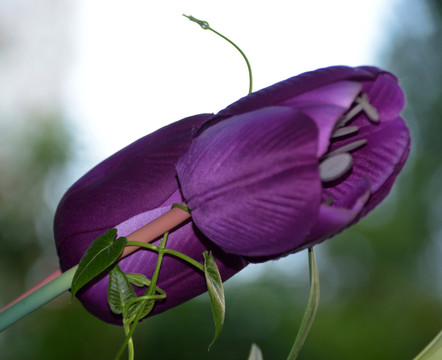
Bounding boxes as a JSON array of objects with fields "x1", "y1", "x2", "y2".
[{"x1": 0, "y1": 0, "x2": 441, "y2": 359}]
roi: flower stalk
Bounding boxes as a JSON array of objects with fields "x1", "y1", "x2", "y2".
[
  {"x1": 0, "y1": 266, "x2": 77, "y2": 332},
  {"x1": 0, "y1": 204, "x2": 191, "y2": 332},
  {"x1": 119, "y1": 204, "x2": 191, "y2": 258}
]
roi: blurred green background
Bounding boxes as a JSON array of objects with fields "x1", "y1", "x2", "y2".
[{"x1": 0, "y1": 0, "x2": 441, "y2": 359}]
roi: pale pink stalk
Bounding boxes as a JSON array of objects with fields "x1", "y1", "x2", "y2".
[
  {"x1": 0, "y1": 205, "x2": 190, "y2": 313},
  {"x1": 0, "y1": 269, "x2": 62, "y2": 312},
  {"x1": 120, "y1": 205, "x2": 191, "y2": 258}
]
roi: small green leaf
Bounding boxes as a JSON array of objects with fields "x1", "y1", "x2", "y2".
[
  {"x1": 70, "y1": 228, "x2": 126, "y2": 301},
  {"x1": 109, "y1": 268, "x2": 163, "y2": 325},
  {"x1": 248, "y1": 343, "x2": 264, "y2": 360},
  {"x1": 135, "y1": 299, "x2": 155, "y2": 322},
  {"x1": 126, "y1": 273, "x2": 150, "y2": 287},
  {"x1": 203, "y1": 251, "x2": 225, "y2": 350},
  {"x1": 122, "y1": 284, "x2": 166, "y2": 324},
  {"x1": 108, "y1": 264, "x2": 137, "y2": 316},
  {"x1": 126, "y1": 273, "x2": 166, "y2": 295}
]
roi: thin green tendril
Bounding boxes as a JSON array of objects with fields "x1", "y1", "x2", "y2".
[
  {"x1": 172, "y1": 202, "x2": 191, "y2": 214},
  {"x1": 183, "y1": 14, "x2": 253, "y2": 94}
]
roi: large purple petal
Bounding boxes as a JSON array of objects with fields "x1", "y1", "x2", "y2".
[
  {"x1": 177, "y1": 106, "x2": 321, "y2": 257},
  {"x1": 294, "y1": 104, "x2": 348, "y2": 157},
  {"x1": 246, "y1": 178, "x2": 371, "y2": 264},
  {"x1": 197, "y1": 66, "x2": 386, "y2": 134},
  {"x1": 55, "y1": 113, "x2": 212, "y2": 270},
  {"x1": 280, "y1": 81, "x2": 362, "y2": 157}
]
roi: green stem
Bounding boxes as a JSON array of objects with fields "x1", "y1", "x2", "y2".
[
  {"x1": 125, "y1": 240, "x2": 204, "y2": 272},
  {"x1": 125, "y1": 241, "x2": 158, "y2": 252},
  {"x1": 0, "y1": 265, "x2": 77, "y2": 332},
  {"x1": 208, "y1": 27, "x2": 253, "y2": 94},
  {"x1": 115, "y1": 233, "x2": 170, "y2": 360},
  {"x1": 163, "y1": 249, "x2": 204, "y2": 272},
  {"x1": 171, "y1": 203, "x2": 191, "y2": 213},
  {"x1": 286, "y1": 248, "x2": 320, "y2": 360},
  {"x1": 123, "y1": 323, "x2": 135, "y2": 360},
  {"x1": 183, "y1": 14, "x2": 253, "y2": 94},
  {"x1": 126, "y1": 294, "x2": 166, "y2": 309}
]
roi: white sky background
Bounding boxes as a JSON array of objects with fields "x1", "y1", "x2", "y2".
[
  {"x1": 65, "y1": 0, "x2": 402, "y2": 281},
  {"x1": 67, "y1": 0, "x2": 401, "y2": 165}
]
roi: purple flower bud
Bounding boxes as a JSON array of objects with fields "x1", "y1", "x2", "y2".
[
  {"x1": 177, "y1": 66, "x2": 410, "y2": 258},
  {"x1": 54, "y1": 66, "x2": 410, "y2": 325},
  {"x1": 54, "y1": 114, "x2": 247, "y2": 325}
]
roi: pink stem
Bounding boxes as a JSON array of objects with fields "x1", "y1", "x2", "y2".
[
  {"x1": 120, "y1": 204, "x2": 191, "y2": 258},
  {"x1": 0, "y1": 204, "x2": 191, "y2": 313}
]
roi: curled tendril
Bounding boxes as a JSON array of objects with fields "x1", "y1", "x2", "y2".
[{"x1": 183, "y1": 14, "x2": 253, "y2": 94}]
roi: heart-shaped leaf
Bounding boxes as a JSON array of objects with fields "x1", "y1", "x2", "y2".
[
  {"x1": 70, "y1": 228, "x2": 126, "y2": 301},
  {"x1": 203, "y1": 251, "x2": 225, "y2": 350}
]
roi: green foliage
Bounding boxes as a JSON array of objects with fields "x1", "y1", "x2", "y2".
[
  {"x1": 286, "y1": 248, "x2": 319, "y2": 360},
  {"x1": 108, "y1": 264, "x2": 137, "y2": 317},
  {"x1": 126, "y1": 273, "x2": 151, "y2": 287},
  {"x1": 70, "y1": 229, "x2": 126, "y2": 301},
  {"x1": 125, "y1": 273, "x2": 165, "y2": 298},
  {"x1": 203, "y1": 251, "x2": 226, "y2": 350},
  {"x1": 68, "y1": 228, "x2": 226, "y2": 359}
]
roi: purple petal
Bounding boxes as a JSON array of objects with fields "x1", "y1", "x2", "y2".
[
  {"x1": 295, "y1": 104, "x2": 349, "y2": 157},
  {"x1": 361, "y1": 73, "x2": 406, "y2": 122},
  {"x1": 280, "y1": 81, "x2": 362, "y2": 157},
  {"x1": 280, "y1": 81, "x2": 362, "y2": 108},
  {"x1": 115, "y1": 206, "x2": 171, "y2": 237},
  {"x1": 54, "y1": 113, "x2": 247, "y2": 324},
  {"x1": 319, "y1": 69, "x2": 409, "y2": 216},
  {"x1": 307, "y1": 177, "x2": 371, "y2": 245},
  {"x1": 360, "y1": 133, "x2": 410, "y2": 217},
  {"x1": 325, "y1": 117, "x2": 410, "y2": 205},
  {"x1": 177, "y1": 106, "x2": 321, "y2": 257},
  {"x1": 55, "y1": 113, "x2": 212, "y2": 270},
  {"x1": 247, "y1": 177, "x2": 371, "y2": 263},
  {"x1": 198, "y1": 66, "x2": 384, "y2": 134}
]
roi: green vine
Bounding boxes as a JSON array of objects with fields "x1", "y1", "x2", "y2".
[{"x1": 183, "y1": 14, "x2": 253, "y2": 94}]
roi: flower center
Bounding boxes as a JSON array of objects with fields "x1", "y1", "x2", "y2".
[{"x1": 319, "y1": 92, "x2": 379, "y2": 183}]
